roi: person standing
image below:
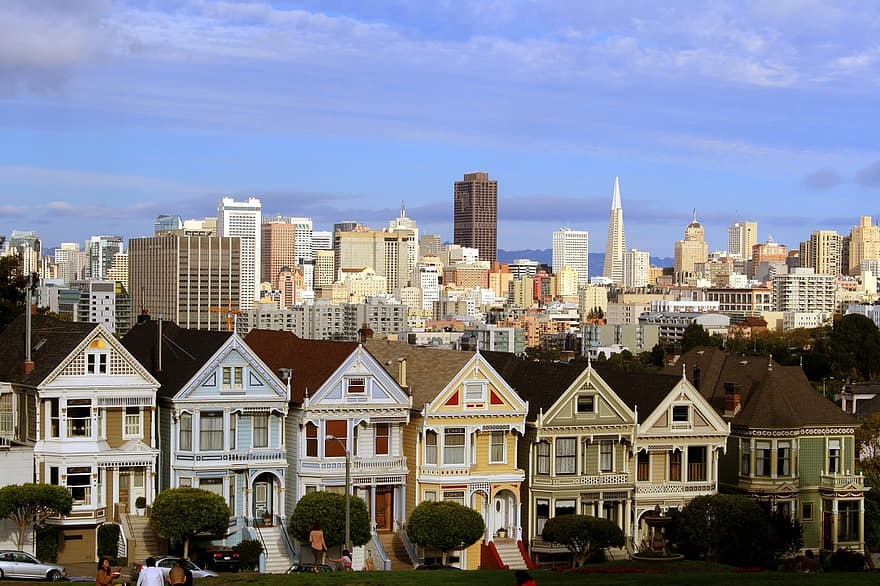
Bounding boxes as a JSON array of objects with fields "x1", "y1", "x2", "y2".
[
  {"x1": 178, "y1": 559, "x2": 193, "y2": 586},
  {"x1": 167, "y1": 559, "x2": 186, "y2": 586},
  {"x1": 136, "y1": 557, "x2": 164, "y2": 586},
  {"x1": 309, "y1": 523, "x2": 327, "y2": 567}
]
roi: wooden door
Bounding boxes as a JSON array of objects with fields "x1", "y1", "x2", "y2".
[
  {"x1": 375, "y1": 487, "x2": 393, "y2": 532},
  {"x1": 118, "y1": 471, "x2": 130, "y2": 514}
]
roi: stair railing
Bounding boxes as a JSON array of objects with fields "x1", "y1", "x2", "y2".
[
  {"x1": 369, "y1": 533, "x2": 392, "y2": 571},
  {"x1": 399, "y1": 526, "x2": 423, "y2": 567},
  {"x1": 253, "y1": 522, "x2": 269, "y2": 573},
  {"x1": 276, "y1": 514, "x2": 297, "y2": 564}
]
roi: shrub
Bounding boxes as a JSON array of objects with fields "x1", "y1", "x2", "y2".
[
  {"x1": 289, "y1": 491, "x2": 371, "y2": 548},
  {"x1": 35, "y1": 525, "x2": 58, "y2": 563},
  {"x1": 234, "y1": 538, "x2": 263, "y2": 571},
  {"x1": 541, "y1": 514, "x2": 624, "y2": 567},
  {"x1": 829, "y1": 548, "x2": 866, "y2": 572},
  {"x1": 135, "y1": 496, "x2": 147, "y2": 510},
  {"x1": 97, "y1": 523, "x2": 121, "y2": 558},
  {"x1": 408, "y1": 501, "x2": 485, "y2": 565},
  {"x1": 674, "y1": 494, "x2": 770, "y2": 567}
]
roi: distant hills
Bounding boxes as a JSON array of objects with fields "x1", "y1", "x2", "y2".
[{"x1": 497, "y1": 249, "x2": 674, "y2": 278}]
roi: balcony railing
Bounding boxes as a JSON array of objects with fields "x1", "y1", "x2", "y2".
[
  {"x1": 635, "y1": 481, "x2": 714, "y2": 495},
  {"x1": 820, "y1": 473, "x2": 865, "y2": 490},
  {"x1": 301, "y1": 456, "x2": 407, "y2": 473},
  {"x1": 175, "y1": 450, "x2": 286, "y2": 463},
  {"x1": 531, "y1": 473, "x2": 631, "y2": 487}
]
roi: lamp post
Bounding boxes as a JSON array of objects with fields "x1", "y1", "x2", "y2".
[{"x1": 327, "y1": 434, "x2": 351, "y2": 551}]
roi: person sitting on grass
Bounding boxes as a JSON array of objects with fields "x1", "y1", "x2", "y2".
[{"x1": 328, "y1": 549, "x2": 353, "y2": 571}]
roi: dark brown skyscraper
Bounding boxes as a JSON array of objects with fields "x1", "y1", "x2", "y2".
[{"x1": 453, "y1": 172, "x2": 497, "y2": 263}]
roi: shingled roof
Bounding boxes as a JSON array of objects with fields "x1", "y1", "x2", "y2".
[
  {"x1": 121, "y1": 320, "x2": 232, "y2": 399},
  {"x1": 363, "y1": 339, "x2": 473, "y2": 408},
  {"x1": 0, "y1": 314, "x2": 96, "y2": 386},
  {"x1": 592, "y1": 363, "x2": 682, "y2": 423},
  {"x1": 243, "y1": 329, "x2": 357, "y2": 404},
  {"x1": 670, "y1": 347, "x2": 856, "y2": 428}
]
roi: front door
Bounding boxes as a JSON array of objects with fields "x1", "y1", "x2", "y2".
[
  {"x1": 254, "y1": 480, "x2": 272, "y2": 524},
  {"x1": 494, "y1": 495, "x2": 508, "y2": 535},
  {"x1": 375, "y1": 487, "x2": 393, "y2": 531},
  {"x1": 119, "y1": 471, "x2": 130, "y2": 514}
]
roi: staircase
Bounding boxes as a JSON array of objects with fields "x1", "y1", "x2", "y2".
[
  {"x1": 256, "y1": 525, "x2": 291, "y2": 573},
  {"x1": 492, "y1": 538, "x2": 529, "y2": 570},
  {"x1": 376, "y1": 532, "x2": 414, "y2": 570},
  {"x1": 122, "y1": 514, "x2": 165, "y2": 565}
]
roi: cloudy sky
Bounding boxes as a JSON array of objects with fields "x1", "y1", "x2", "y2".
[{"x1": 1, "y1": 0, "x2": 879, "y2": 257}]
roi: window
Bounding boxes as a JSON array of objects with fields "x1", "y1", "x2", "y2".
[
  {"x1": 425, "y1": 430, "x2": 437, "y2": 465},
  {"x1": 222, "y1": 367, "x2": 243, "y2": 390},
  {"x1": 86, "y1": 351, "x2": 108, "y2": 374},
  {"x1": 554, "y1": 499, "x2": 576, "y2": 517},
  {"x1": 637, "y1": 451, "x2": 649, "y2": 481},
  {"x1": 325, "y1": 420, "x2": 347, "y2": 457},
  {"x1": 838, "y1": 501, "x2": 860, "y2": 542},
  {"x1": 50, "y1": 466, "x2": 59, "y2": 486},
  {"x1": 305, "y1": 422, "x2": 318, "y2": 457},
  {"x1": 375, "y1": 423, "x2": 389, "y2": 456},
  {"x1": 536, "y1": 499, "x2": 550, "y2": 535},
  {"x1": 555, "y1": 438, "x2": 577, "y2": 475},
  {"x1": 599, "y1": 440, "x2": 613, "y2": 472},
  {"x1": 200, "y1": 477, "x2": 223, "y2": 497},
  {"x1": 490, "y1": 431, "x2": 505, "y2": 463},
  {"x1": 672, "y1": 405, "x2": 690, "y2": 425},
  {"x1": 443, "y1": 491, "x2": 465, "y2": 505},
  {"x1": 67, "y1": 399, "x2": 92, "y2": 437},
  {"x1": 669, "y1": 450, "x2": 682, "y2": 481},
  {"x1": 229, "y1": 413, "x2": 237, "y2": 450},
  {"x1": 777, "y1": 441, "x2": 791, "y2": 477},
  {"x1": 424, "y1": 490, "x2": 437, "y2": 502},
  {"x1": 740, "y1": 439, "x2": 751, "y2": 475},
  {"x1": 756, "y1": 441, "x2": 772, "y2": 476},
  {"x1": 347, "y1": 378, "x2": 365, "y2": 393},
  {"x1": 828, "y1": 439, "x2": 841, "y2": 474},
  {"x1": 67, "y1": 466, "x2": 91, "y2": 505},
  {"x1": 802, "y1": 502, "x2": 813, "y2": 521},
  {"x1": 179, "y1": 413, "x2": 192, "y2": 450},
  {"x1": 576, "y1": 396, "x2": 594, "y2": 413},
  {"x1": 0, "y1": 393, "x2": 11, "y2": 435},
  {"x1": 687, "y1": 446, "x2": 706, "y2": 481},
  {"x1": 537, "y1": 441, "x2": 550, "y2": 475},
  {"x1": 464, "y1": 382, "x2": 486, "y2": 403},
  {"x1": 124, "y1": 406, "x2": 141, "y2": 437},
  {"x1": 253, "y1": 414, "x2": 268, "y2": 448},
  {"x1": 49, "y1": 398, "x2": 59, "y2": 438},
  {"x1": 199, "y1": 411, "x2": 224, "y2": 451},
  {"x1": 444, "y1": 428, "x2": 466, "y2": 465}
]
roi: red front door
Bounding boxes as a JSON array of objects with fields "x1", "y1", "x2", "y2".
[{"x1": 375, "y1": 487, "x2": 394, "y2": 532}]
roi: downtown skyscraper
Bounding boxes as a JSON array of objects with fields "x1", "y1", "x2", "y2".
[
  {"x1": 552, "y1": 228, "x2": 589, "y2": 285},
  {"x1": 453, "y1": 172, "x2": 498, "y2": 264},
  {"x1": 218, "y1": 197, "x2": 261, "y2": 310},
  {"x1": 602, "y1": 176, "x2": 626, "y2": 285}
]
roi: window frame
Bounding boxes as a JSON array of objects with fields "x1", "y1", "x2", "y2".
[
  {"x1": 375, "y1": 423, "x2": 390, "y2": 456},
  {"x1": 599, "y1": 440, "x2": 613, "y2": 473},
  {"x1": 463, "y1": 381, "x2": 486, "y2": 403},
  {"x1": 755, "y1": 440, "x2": 772, "y2": 477},
  {"x1": 576, "y1": 395, "x2": 595, "y2": 414},
  {"x1": 123, "y1": 406, "x2": 142, "y2": 438},
  {"x1": 740, "y1": 438, "x2": 751, "y2": 475},
  {"x1": 424, "y1": 430, "x2": 438, "y2": 465},
  {"x1": 489, "y1": 431, "x2": 505, "y2": 464},
  {"x1": 828, "y1": 438, "x2": 841, "y2": 474},
  {"x1": 179, "y1": 412, "x2": 192, "y2": 451},
  {"x1": 669, "y1": 449, "x2": 682, "y2": 481},
  {"x1": 305, "y1": 422, "x2": 318, "y2": 457},
  {"x1": 252, "y1": 413, "x2": 269, "y2": 449},
  {"x1": 536, "y1": 441, "x2": 550, "y2": 475},
  {"x1": 555, "y1": 437, "x2": 577, "y2": 475},
  {"x1": 443, "y1": 427, "x2": 466, "y2": 466},
  {"x1": 199, "y1": 411, "x2": 224, "y2": 452},
  {"x1": 777, "y1": 440, "x2": 791, "y2": 477}
]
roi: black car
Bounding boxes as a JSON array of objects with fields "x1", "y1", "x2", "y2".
[
  {"x1": 200, "y1": 548, "x2": 241, "y2": 571},
  {"x1": 285, "y1": 563, "x2": 334, "y2": 573}
]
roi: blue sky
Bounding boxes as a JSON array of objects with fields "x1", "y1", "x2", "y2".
[{"x1": 1, "y1": 0, "x2": 879, "y2": 257}]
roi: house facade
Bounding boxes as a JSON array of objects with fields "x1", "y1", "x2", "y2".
[{"x1": 366, "y1": 341, "x2": 528, "y2": 570}]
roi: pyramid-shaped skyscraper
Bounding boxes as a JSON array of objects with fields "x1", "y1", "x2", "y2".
[{"x1": 602, "y1": 176, "x2": 626, "y2": 284}]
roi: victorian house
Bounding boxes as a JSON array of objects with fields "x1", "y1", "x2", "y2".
[
  {"x1": 365, "y1": 341, "x2": 529, "y2": 571},
  {"x1": 483, "y1": 353, "x2": 728, "y2": 563},
  {"x1": 672, "y1": 348, "x2": 867, "y2": 553},
  {"x1": 0, "y1": 315, "x2": 160, "y2": 563},
  {"x1": 244, "y1": 331, "x2": 412, "y2": 554}
]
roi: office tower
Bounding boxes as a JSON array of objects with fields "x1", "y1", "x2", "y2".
[
  {"x1": 85, "y1": 235, "x2": 123, "y2": 280},
  {"x1": 509, "y1": 258, "x2": 540, "y2": 279},
  {"x1": 54, "y1": 242, "x2": 81, "y2": 283},
  {"x1": 418, "y1": 263, "x2": 441, "y2": 310},
  {"x1": 552, "y1": 228, "x2": 589, "y2": 285},
  {"x1": 334, "y1": 229, "x2": 417, "y2": 292},
  {"x1": 261, "y1": 215, "x2": 313, "y2": 284},
  {"x1": 727, "y1": 221, "x2": 758, "y2": 259},
  {"x1": 312, "y1": 230, "x2": 332, "y2": 251},
  {"x1": 129, "y1": 234, "x2": 240, "y2": 330},
  {"x1": 453, "y1": 171, "x2": 498, "y2": 263},
  {"x1": 218, "y1": 196, "x2": 261, "y2": 310},
  {"x1": 800, "y1": 230, "x2": 842, "y2": 276},
  {"x1": 154, "y1": 214, "x2": 183, "y2": 234},
  {"x1": 623, "y1": 248, "x2": 650, "y2": 288},
  {"x1": 334, "y1": 221, "x2": 367, "y2": 234},
  {"x1": 602, "y1": 176, "x2": 626, "y2": 284},
  {"x1": 751, "y1": 238, "x2": 787, "y2": 279},
  {"x1": 674, "y1": 211, "x2": 708, "y2": 283},
  {"x1": 848, "y1": 216, "x2": 880, "y2": 275},
  {"x1": 773, "y1": 268, "x2": 835, "y2": 313},
  {"x1": 389, "y1": 202, "x2": 419, "y2": 241},
  {"x1": 107, "y1": 253, "x2": 129, "y2": 290},
  {"x1": 313, "y1": 249, "x2": 335, "y2": 289},
  {"x1": 8, "y1": 230, "x2": 41, "y2": 275},
  {"x1": 419, "y1": 234, "x2": 442, "y2": 258}
]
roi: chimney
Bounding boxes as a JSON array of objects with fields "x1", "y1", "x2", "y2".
[
  {"x1": 358, "y1": 323, "x2": 374, "y2": 343},
  {"x1": 23, "y1": 272, "x2": 34, "y2": 375},
  {"x1": 278, "y1": 368, "x2": 293, "y2": 401},
  {"x1": 723, "y1": 382, "x2": 741, "y2": 417},
  {"x1": 398, "y1": 358, "x2": 407, "y2": 389}
]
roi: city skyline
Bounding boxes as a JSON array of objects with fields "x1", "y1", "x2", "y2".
[{"x1": 2, "y1": 2, "x2": 880, "y2": 254}]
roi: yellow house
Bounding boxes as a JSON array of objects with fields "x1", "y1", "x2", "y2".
[{"x1": 366, "y1": 341, "x2": 529, "y2": 570}]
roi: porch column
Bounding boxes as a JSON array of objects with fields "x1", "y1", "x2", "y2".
[
  {"x1": 516, "y1": 500, "x2": 523, "y2": 541},
  {"x1": 112, "y1": 468, "x2": 120, "y2": 516},
  {"x1": 831, "y1": 499, "x2": 839, "y2": 551},
  {"x1": 860, "y1": 498, "x2": 866, "y2": 552},
  {"x1": 278, "y1": 484, "x2": 286, "y2": 518},
  {"x1": 243, "y1": 484, "x2": 251, "y2": 525},
  {"x1": 624, "y1": 495, "x2": 632, "y2": 540}
]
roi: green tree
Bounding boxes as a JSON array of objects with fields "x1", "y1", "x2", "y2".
[
  {"x1": 541, "y1": 514, "x2": 624, "y2": 567},
  {"x1": 863, "y1": 471, "x2": 880, "y2": 550},
  {"x1": 150, "y1": 488, "x2": 229, "y2": 557},
  {"x1": 0, "y1": 255, "x2": 28, "y2": 330},
  {"x1": 0, "y1": 483, "x2": 73, "y2": 551},
  {"x1": 681, "y1": 323, "x2": 712, "y2": 353},
  {"x1": 650, "y1": 343, "x2": 666, "y2": 367},
  {"x1": 857, "y1": 413, "x2": 880, "y2": 461},
  {"x1": 289, "y1": 491, "x2": 370, "y2": 549},
  {"x1": 407, "y1": 501, "x2": 484, "y2": 565},
  {"x1": 829, "y1": 314, "x2": 880, "y2": 381}
]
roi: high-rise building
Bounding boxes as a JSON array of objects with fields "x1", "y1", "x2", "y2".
[
  {"x1": 54, "y1": 242, "x2": 82, "y2": 283},
  {"x1": 800, "y1": 230, "x2": 842, "y2": 276},
  {"x1": 602, "y1": 176, "x2": 626, "y2": 284},
  {"x1": 8, "y1": 230, "x2": 42, "y2": 275},
  {"x1": 751, "y1": 238, "x2": 787, "y2": 280},
  {"x1": 313, "y1": 249, "x2": 335, "y2": 289},
  {"x1": 727, "y1": 221, "x2": 758, "y2": 259},
  {"x1": 848, "y1": 216, "x2": 880, "y2": 275},
  {"x1": 261, "y1": 215, "x2": 313, "y2": 284},
  {"x1": 107, "y1": 252, "x2": 129, "y2": 290},
  {"x1": 773, "y1": 267, "x2": 836, "y2": 313},
  {"x1": 552, "y1": 228, "x2": 589, "y2": 285},
  {"x1": 334, "y1": 229, "x2": 417, "y2": 292},
  {"x1": 85, "y1": 235, "x2": 123, "y2": 280},
  {"x1": 218, "y1": 197, "x2": 261, "y2": 310},
  {"x1": 312, "y1": 230, "x2": 332, "y2": 251},
  {"x1": 419, "y1": 234, "x2": 442, "y2": 258},
  {"x1": 623, "y1": 248, "x2": 650, "y2": 288},
  {"x1": 128, "y1": 234, "x2": 240, "y2": 330},
  {"x1": 154, "y1": 214, "x2": 183, "y2": 234},
  {"x1": 674, "y1": 212, "x2": 708, "y2": 283},
  {"x1": 453, "y1": 172, "x2": 498, "y2": 263}
]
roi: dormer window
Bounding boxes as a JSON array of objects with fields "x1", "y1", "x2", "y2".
[
  {"x1": 671, "y1": 405, "x2": 690, "y2": 427},
  {"x1": 222, "y1": 367, "x2": 243, "y2": 390},
  {"x1": 577, "y1": 396, "x2": 595, "y2": 413},
  {"x1": 86, "y1": 339, "x2": 109, "y2": 374},
  {"x1": 464, "y1": 382, "x2": 486, "y2": 403},
  {"x1": 347, "y1": 378, "x2": 366, "y2": 394}
]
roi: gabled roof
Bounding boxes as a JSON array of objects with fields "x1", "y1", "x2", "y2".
[
  {"x1": 0, "y1": 314, "x2": 96, "y2": 386},
  {"x1": 364, "y1": 340, "x2": 473, "y2": 407},
  {"x1": 592, "y1": 363, "x2": 681, "y2": 424},
  {"x1": 121, "y1": 320, "x2": 232, "y2": 398},
  {"x1": 669, "y1": 347, "x2": 856, "y2": 428},
  {"x1": 243, "y1": 329, "x2": 357, "y2": 404}
]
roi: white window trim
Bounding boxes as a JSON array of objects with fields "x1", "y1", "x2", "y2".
[
  {"x1": 463, "y1": 381, "x2": 487, "y2": 404},
  {"x1": 599, "y1": 440, "x2": 614, "y2": 473},
  {"x1": 86, "y1": 351, "x2": 109, "y2": 375},
  {"x1": 252, "y1": 413, "x2": 269, "y2": 449},
  {"x1": 123, "y1": 406, "x2": 143, "y2": 439},
  {"x1": 670, "y1": 403, "x2": 692, "y2": 429},
  {"x1": 489, "y1": 431, "x2": 506, "y2": 464}
]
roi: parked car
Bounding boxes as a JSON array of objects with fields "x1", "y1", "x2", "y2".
[
  {"x1": 199, "y1": 547, "x2": 241, "y2": 571},
  {"x1": 131, "y1": 557, "x2": 218, "y2": 581},
  {"x1": 0, "y1": 550, "x2": 67, "y2": 581},
  {"x1": 285, "y1": 563, "x2": 334, "y2": 573}
]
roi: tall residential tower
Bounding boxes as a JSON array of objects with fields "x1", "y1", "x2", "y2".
[
  {"x1": 552, "y1": 228, "x2": 589, "y2": 285},
  {"x1": 602, "y1": 176, "x2": 626, "y2": 284}
]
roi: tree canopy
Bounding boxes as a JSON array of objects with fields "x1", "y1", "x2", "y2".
[
  {"x1": 828, "y1": 314, "x2": 880, "y2": 381},
  {"x1": 0, "y1": 255, "x2": 28, "y2": 330},
  {"x1": 407, "y1": 501, "x2": 484, "y2": 565},
  {"x1": 541, "y1": 514, "x2": 624, "y2": 567},
  {"x1": 150, "y1": 488, "x2": 229, "y2": 557},
  {"x1": 0, "y1": 483, "x2": 73, "y2": 551},
  {"x1": 289, "y1": 491, "x2": 370, "y2": 548}
]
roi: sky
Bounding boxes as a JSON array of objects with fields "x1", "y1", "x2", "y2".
[{"x1": 1, "y1": 0, "x2": 880, "y2": 258}]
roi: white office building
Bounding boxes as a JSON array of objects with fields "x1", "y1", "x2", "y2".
[
  {"x1": 552, "y1": 228, "x2": 589, "y2": 285},
  {"x1": 218, "y1": 197, "x2": 262, "y2": 310}
]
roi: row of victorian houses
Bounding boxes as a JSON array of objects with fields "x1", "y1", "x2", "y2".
[{"x1": 0, "y1": 314, "x2": 868, "y2": 569}]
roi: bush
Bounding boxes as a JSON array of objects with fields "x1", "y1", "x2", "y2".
[
  {"x1": 135, "y1": 496, "x2": 147, "y2": 510},
  {"x1": 97, "y1": 523, "x2": 121, "y2": 558},
  {"x1": 289, "y1": 491, "x2": 371, "y2": 548},
  {"x1": 408, "y1": 501, "x2": 485, "y2": 565},
  {"x1": 234, "y1": 538, "x2": 263, "y2": 571},
  {"x1": 541, "y1": 514, "x2": 624, "y2": 567},
  {"x1": 829, "y1": 548, "x2": 866, "y2": 572},
  {"x1": 674, "y1": 494, "x2": 771, "y2": 567},
  {"x1": 35, "y1": 526, "x2": 58, "y2": 563}
]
